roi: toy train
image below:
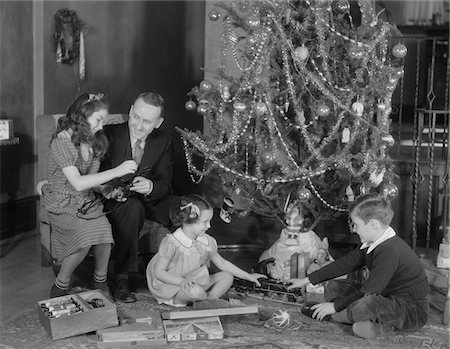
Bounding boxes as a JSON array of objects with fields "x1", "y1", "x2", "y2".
[{"x1": 232, "y1": 277, "x2": 304, "y2": 304}]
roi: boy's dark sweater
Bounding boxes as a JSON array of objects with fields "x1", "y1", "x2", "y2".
[{"x1": 308, "y1": 235, "x2": 430, "y2": 312}]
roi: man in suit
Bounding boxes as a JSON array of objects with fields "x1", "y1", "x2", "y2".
[{"x1": 100, "y1": 92, "x2": 176, "y2": 303}]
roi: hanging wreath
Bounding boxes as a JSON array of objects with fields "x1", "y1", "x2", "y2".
[{"x1": 53, "y1": 8, "x2": 86, "y2": 65}]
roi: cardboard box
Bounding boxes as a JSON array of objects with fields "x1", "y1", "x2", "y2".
[
  {"x1": 163, "y1": 316, "x2": 223, "y2": 341},
  {"x1": 97, "y1": 310, "x2": 166, "y2": 348},
  {"x1": 0, "y1": 120, "x2": 13, "y2": 140},
  {"x1": 38, "y1": 290, "x2": 118, "y2": 340}
]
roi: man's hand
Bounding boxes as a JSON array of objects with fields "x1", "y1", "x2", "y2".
[
  {"x1": 129, "y1": 176, "x2": 153, "y2": 195},
  {"x1": 310, "y1": 302, "x2": 336, "y2": 321},
  {"x1": 287, "y1": 277, "x2": 310, "y2": 290}
]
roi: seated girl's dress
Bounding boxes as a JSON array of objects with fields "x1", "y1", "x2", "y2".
[
  {"x1": 42, "y1": 138, "x2": 113, "y2": 262},
  {"x1": 146, "y1": 228, "x2": 217, "y2": 306}
]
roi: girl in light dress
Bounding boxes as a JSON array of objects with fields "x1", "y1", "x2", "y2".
[{"x1": 146, "y1": 194, "x2": 266, "y2": 306}]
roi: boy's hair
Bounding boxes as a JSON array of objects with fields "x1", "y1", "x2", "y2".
[
  {"x1": 170, "y1": 194, "x2": 212, "y2": 227},
  {"x1": 349, "y1": 193, "x2": 394, "y2": 226}
]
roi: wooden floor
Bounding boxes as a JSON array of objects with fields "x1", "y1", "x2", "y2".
[{"x1": 0, "y1": 228, "x2": 446, "y2": 326}]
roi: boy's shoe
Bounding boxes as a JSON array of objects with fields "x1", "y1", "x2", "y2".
[
  {"x1": 50, "y1": 284, "x2": 69, "y2": 298},
  {"x1": 352, "y1": 321, "x2": 394, "y2": 339},
  {"x1": 301, "y1": 302, "x2": 331, "y2": 321},
  {"x1": 92, "y1": 280, "x2": 113, "y2": 301}
]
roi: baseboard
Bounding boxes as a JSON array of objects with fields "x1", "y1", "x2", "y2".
[{"x1": 0, "y1": 196, "x2": 37, "y2": 240}]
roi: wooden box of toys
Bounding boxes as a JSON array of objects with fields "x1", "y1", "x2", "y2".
[
  {"x1": 37, "y1": 290, "x2": 118, "y2": 340},
  {"x1": 97, "y1": 310, "x2": 166, "y2": 348}
]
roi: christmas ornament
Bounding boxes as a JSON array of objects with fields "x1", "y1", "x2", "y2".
[
  {"x1": 342, "y1": 127, "x2": 350, "y2": 143},
  {"x1": 346, "y1": 185, "x2": 354, "y2": 202},
  {"x1": 220, "y1": 85, "x2": 231, "y2": 101},
  {"x1": 381, "y1": 134, "x2": 395, "y2": 146},
  {"x1": 295, "y1": 45, "x2": 309, "y2": 61},
  {"x1": 185, "y1": 100, "x2": 196, "y2": 111},
  {"x1": 197, "y1": 104, "x2": 208, "y2": 114},
  {"x1": 392, "y1": 67, "x2": 404, "y2": 79},
  {"x1": 377, "y1": 102, "x2": 386, "y2": 112},
  {"x1": 261, "y1": 150, "x2": 276, "y2": 165},
  {"x1": 234, "y1": 101, "x2": 246, "y2": 112},
  {"x1": 392, "y1": 43, "x2": 407, "y2": 58},
  {"x1": 199, "y1": 79, "x2": 212, "y2": 91},
  {"x1": 352, "y1": 101, "x2": 364, "y2": 116},
  {"x1": 332, "y1": 0, "x2": 350, "y2": 14},
  {"x1": 360, "y1": 183, "x2": 370, "y2": 195},
  {"x1": 317, "y1": 104, "x2": 330, "y2": 117},
  {"x1": 248, "y1": 34, "x2": 258, "y2": 45},
  {"x1": 380, "y1": 182, "x2": 398, "y2": 200},
  {"x1": 298, "y1": 187, "x2": 312, "y2": 202},
  {"x1": 254, "y1": 102, "x2": 268, "y2": 116},
  {"x1": 369, "y1": 168, "x2": 385, "y2": 186},
  {"x1": 348, "y1": 45, "x2": 364, "y2": 59},
  {"x1": 271, "y1": 310, "x2": 291, "y2": 328},
  {"x1": 208, "y1": 9, "x2": 220, "y2": 21},
  {"x1": 245, "y1": 15, "x2": 260, "y2": 29}
]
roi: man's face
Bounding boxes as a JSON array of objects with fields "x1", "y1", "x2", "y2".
[{"x1": 128, "y1": 98, "x2": 163, "y2": 140}]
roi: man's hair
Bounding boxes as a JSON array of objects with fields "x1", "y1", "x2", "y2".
[
  {"x1": 135, "y1": 92, "x2": 164, "y2": 115},
  {"x1": 349, "y1": 193, "x2": 394, "y2": 226}
]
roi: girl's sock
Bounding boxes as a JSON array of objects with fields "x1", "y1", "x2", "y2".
[
  {"x1": 93, "y1": 270, "x2": 107, "y2": 284},
  {"x1": 54, "y1": 276, "x2": 70, "y2": 291}
]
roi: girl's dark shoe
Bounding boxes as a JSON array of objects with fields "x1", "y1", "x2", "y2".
[
  {"x1": 50, "y1": 284, "x2": 69, "y2": 298},
  {"x1": 92, "y1": 280, "x2": 113, "y2": 301}
]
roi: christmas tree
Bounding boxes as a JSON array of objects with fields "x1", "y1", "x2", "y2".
[{"x1": 178, "y1": 0, "x2": 405, "y2": 226}]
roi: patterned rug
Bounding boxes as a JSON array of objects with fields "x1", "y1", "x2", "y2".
[{"x1": 0, "y1": 292, "x2": 448, "y2": 349}]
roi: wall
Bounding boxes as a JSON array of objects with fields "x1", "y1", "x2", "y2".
[
  {"x1": 0, "y1": 1, "x2": 35, "y2": 202},
  {"x1": 42, "y1": 0, "x2": 205, "y2": 195}
]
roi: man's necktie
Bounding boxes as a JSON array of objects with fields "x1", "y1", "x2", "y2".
[{"x1": 133, "y1": 139, "x2": 144, "y2": 166}]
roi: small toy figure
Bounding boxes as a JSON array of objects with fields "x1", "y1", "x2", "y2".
[{"x1": 259, "y1": 203, "x2": 323, "y2": 280}]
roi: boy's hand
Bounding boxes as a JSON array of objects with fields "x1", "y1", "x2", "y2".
[
  {"x1": 287, "y1": 277, "x2": 309, "y2": 290},
  {"x1": 310, "y1": 302, "x2": 336, "y2": 321},
  {"x1": 248, "y1": 273, "x2": 267, "y2": 287}
]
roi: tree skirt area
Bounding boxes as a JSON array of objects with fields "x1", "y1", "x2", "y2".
[{"x1": 0, "y1": 291, "x2": 448, "y2": 349}]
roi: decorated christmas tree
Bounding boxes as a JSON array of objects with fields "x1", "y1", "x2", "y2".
[{"x1": 178, "y1": 0, "x2": 406, "y2": 226}]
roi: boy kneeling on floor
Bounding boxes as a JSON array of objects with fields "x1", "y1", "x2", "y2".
[{"x1": 288, "y1": 193, "x2": 430, "y2": 339}]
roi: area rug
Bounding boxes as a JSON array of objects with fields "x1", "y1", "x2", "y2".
[{"x1": 0, "y1": 291, "x2": 448, "y2": 349}]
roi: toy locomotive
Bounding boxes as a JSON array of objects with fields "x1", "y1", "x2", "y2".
[{"x1": 232, "y1": 277, "x2": 304, "y2": 304}]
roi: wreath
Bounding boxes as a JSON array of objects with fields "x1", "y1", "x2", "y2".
[{"x1": 53, "y1": 8, "x2": 86, "y2": 65}]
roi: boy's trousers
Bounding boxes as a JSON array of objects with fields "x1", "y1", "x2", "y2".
[{"x1": 325, "y1": 279, "x2": 429, "y2": 330}]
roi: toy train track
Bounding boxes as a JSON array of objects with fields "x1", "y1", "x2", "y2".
[{"x1": 232, "y1": 278, "x2": 304, "y2": 304}]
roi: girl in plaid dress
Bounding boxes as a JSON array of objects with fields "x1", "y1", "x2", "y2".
[{"x1": 42, "y1": 93, "x2": 137, "y2": 298}]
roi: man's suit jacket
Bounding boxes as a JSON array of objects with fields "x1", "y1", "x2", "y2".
[{"x1": 100, "y1": 122, "x2": 174, "y2": 202}]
